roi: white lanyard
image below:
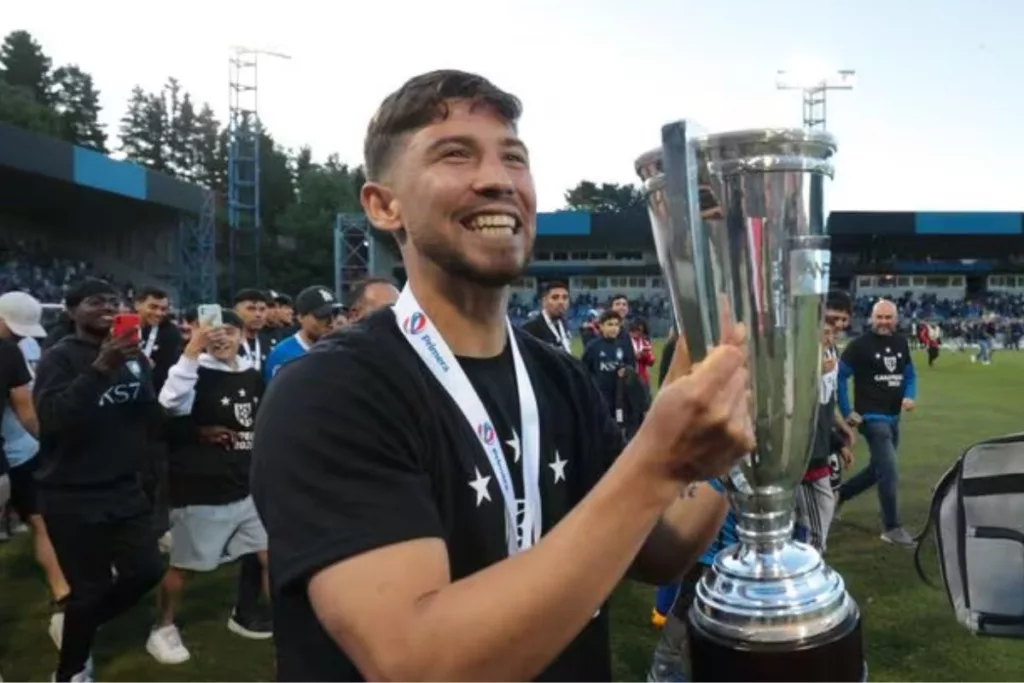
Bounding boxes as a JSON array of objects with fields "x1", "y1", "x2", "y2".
[
  {"x1": 142, "y1": 325, "x2": 158, "y2": 359},
  {"x1": 394, "y1": 285, "x2": 541, "y2": 556},
  {"x1": 241, "y1": 336, "x2": 261, "y2": 370},
  {"x1": 543, "y1": 312, "x2": 571, "y2": 353}
]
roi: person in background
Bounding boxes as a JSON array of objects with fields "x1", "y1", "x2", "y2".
[
  {"x1": 836, "y1": 298, "x2": 917, "y2": 547},
  {"x1": 581, "y1": 310, "x2": 627, "y2": 417},
  {"x1": 264, "y1": 286, "x2": 339, "y2": 382},
  {"x1": 263, "y1": 291, "x2": 296, "y2": 347},
  {"x1": 133, "y1": 285, "x2": 181, "y2": 559},
  {"x1": 793, "y1": 319, "x2": 851, "y2": 553},
  {"x1": 146, "y1": 311, "x2": 270, "y2": 664},
  {"x1": 232, "y1": 289, "x2": 269, "y2": 372},
  {"x1": 629, "y1": 318, "x2": 655, "y2": 388},
  {"x1": 522, "y1": 281, "x2": 572, "y2": 353},
  {"x1": 134, "y1": 286, "x2": 181, "y2": 393},
  {"x1": 33, "y1": 278, "x2": 166, "y2": 682},
  {"x1": 608, "y1": 294, "x2": 638, "y2": 369},
  {"x1": 0, "y1": 292, "x2": 69, "y2": 640},
  {"x1": 578, "y1": 311, "x2": 599, "y2": 347},
  {"x1": 346, "y1": 278, "x2": 400, "y2": 324}
]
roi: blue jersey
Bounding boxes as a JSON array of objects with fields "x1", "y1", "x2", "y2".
[
  {"x1": 700, "y1": 479, "x2": 738, "y2": 566},
  {"x1": 264, "y1": 333, "x2": 310, "y2": 383}
]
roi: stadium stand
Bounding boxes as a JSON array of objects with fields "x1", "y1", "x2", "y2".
[
  {"x1": 0, "y1": 122, "x2": 215, "y2": 310},
  {"x1": 372, "y1": 207, "x2": 1024, "y2": 342}
]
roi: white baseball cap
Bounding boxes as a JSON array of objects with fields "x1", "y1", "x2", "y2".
[{"x1": 0, "y1": 291, "x2": 47, "y2": 338}]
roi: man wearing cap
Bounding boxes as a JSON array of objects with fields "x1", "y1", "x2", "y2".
[
  {"x1": 0, "y1": 291, "x2": 70, "y2": 631},
  {"x1": 0, "y1": 293, "x2": 42, "y2": 501},
  {"x1": 263, "y1": 291, "x2": 296, "y2": 347},
  {"x1": 264, "y1": 286, "x2": 339, "y2": 383}
]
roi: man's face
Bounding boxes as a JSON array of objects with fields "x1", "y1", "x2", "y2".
[
  {"x1": 611, "y1": 297, "x2": 629, "y2": 318},
  {"x1": 299, "y1": 312, "x2": 334, "y2": 342},
  {"x1": 278, "y1": 304, "x2": 294, "y2": 326},
  {"x1": 266, "y1": 303, "x2": 279, "y2": 325},
  {"x1": 234, "y1": 299, "x2": 267, "y2": 332},
  {"x1": 351, "y1": 282, "x2": 400, "y2": 322},
  {"x1": 822, "y1": 322, "x2": 835, "y2": 349},
  {"x1": 208, "y1": 325, "x2": 241, "y2": 363},
  {"x1": 73, "y1": 294, "x2": 119, "y2": 336},
  {"x1": 543, "y1": 287, "x2": 569, "y2": 318},
  {"x1": 135, "y1": 295, "x2": 169, "y2": 327},
  {"x1": 600, "y1": 319, "x2": 620, "y2": 339},
  {"x1": 871, "y1": 303, "x2": 897, "y2": 335},
  {"x1": 362, "y1": 100, "x2": 537, "y2": 288},
  {"x1": 333, "y1": 311, "x2": 349, "y2": 330},
  {"x1": 825, "y1": 307, "x2": 850, "y2": 332}
]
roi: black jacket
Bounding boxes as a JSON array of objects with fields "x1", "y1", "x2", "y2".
[
  {"x1": 33, "y1": 335, "x2": 162, "y2": 518},
  {"x1": 521, "y1": 315, "x2": 571, "y2": 350},
  {"x1": 141, "y1": 318, "x2": 183, "y2": 394}
]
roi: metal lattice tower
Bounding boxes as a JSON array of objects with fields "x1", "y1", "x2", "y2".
[
  {"x1": 333, "y1": 213, "x2": 376, "y2": 302},
  {"x1": 227, "y1": 47, "x2": 289, "y2": 294},
  {"x1": 177, "y1": 189, "x2": 217, "y2": 307},
  {"x1": 776, "y1": 69, "x2": 856, "y2": 130}
]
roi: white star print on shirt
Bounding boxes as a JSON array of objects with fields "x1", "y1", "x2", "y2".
[
  {"x1": 468, "y1": 467, "x2": 492, "y2": 506},
  {"x1": 238, "y1": 388, "x2": 246, "y2": 397},
  {"x1": 505, "y1": 432, "x2": 521, "y2": 464},
  {"x1": 220, "y1": 396, "x2": 230, "y2": 406},
  {"x1": 549, "y1": 452, "x2": 568, "y2": 483}
]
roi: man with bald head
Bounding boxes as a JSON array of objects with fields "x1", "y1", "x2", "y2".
[
  {"x1": 836, "y1": 299, "x2": 917, "y2": 546},
  {"x1": 347, "y1": 278, "x2": 400, "y2": 323}
]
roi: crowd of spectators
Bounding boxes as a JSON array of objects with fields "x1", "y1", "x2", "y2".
[{"x1": 0, "y1": 237, "x2": 131, "y2": 305}]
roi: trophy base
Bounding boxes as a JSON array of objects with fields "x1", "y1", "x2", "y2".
[{"x1": 687, "y1": 607, "x2": 865, "y2": 682}]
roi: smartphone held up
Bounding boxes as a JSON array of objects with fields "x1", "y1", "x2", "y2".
[{"x1": 111, "y1": 313, "x2": 141, "y2": 343}]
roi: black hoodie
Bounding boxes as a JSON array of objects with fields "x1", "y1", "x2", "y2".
[{"x1": 33, "y1": 335, "x2": 162, "y2": 520}]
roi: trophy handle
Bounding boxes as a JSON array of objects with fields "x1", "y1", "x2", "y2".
[{"x1": 659, "y1": 120, "x2": 717, "y2": 365}]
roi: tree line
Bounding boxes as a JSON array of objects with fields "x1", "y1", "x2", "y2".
[{"x1": 0, "y1": 29, "x2": 643, "y2": 295}]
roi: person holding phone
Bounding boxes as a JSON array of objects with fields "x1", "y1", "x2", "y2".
[
  {"x1": 146, "y1": 310, "x2": 269, "y2": 665},
  {"x1": 33, "y1": 278, "x2": 166, "y2": 683}
]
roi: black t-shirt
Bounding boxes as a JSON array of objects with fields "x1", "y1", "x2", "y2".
[
  {"x1": 251, "y1": 309, "x2": 624, "y2": 682},
  {"x1": 166, "y1": 365, "x2": 263, "y2": 507},
  {"x1": 0, "y1": 337, "x2": 32, "y2": 474},
  {"x1": 840, "y1": 331, "x2": 912, "y2": 417}
]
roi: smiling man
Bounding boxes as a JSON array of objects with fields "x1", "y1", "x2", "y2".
[
  {"x1": 33, "y1": 278, "x2": 166, "y2": 682},
  {"x1": 252, "y1": 70, "x2": 754, "y2": 682}
]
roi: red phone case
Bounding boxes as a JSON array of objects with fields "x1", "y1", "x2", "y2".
[{"x1": 113, "y1": 314, "x2": 141, "y2": 341}]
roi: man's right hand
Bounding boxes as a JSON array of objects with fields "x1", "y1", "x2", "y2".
[
  {"x1": 92, "y1": 331, "x2": 142, "y2": 375},
  {"x1": 846, "y1": 412, "x2": 863, "y2": 427},
  {"x1": 635, "y1": 320, "x2": 755, "y2": 485}
]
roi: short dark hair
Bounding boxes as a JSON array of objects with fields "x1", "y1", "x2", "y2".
[
  {"x1": 609, "y1": 294, "x2": 628, "y2": 306},
  {"x1": 233, "y1": 288, "x2": 267, "y2": 305},
  {"x1": 364, "y1": 70, "x2": 523, "y2": 181},
  {"x1": 349, "y1": 277, "x2": 396, "y2": 309},
  {"x1": 826, "y1": 290, "x2": 852, "y2": 313},
  {"x1": 598, "y1": 310, "x2": 622, "y2": 325},
  {"x1": 541, "y1": 281, "x2": 568, "y2": 297},
  {"x1": 133, "y1": 286, "x2": 168, "y2": 303}
]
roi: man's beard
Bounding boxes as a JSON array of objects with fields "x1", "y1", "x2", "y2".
[{"x1": 422, "y1": 241, "x2": 532, "y2": 289}]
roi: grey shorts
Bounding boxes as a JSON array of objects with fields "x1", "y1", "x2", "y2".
[
  {"x1": 168, "y1": 496, "x2": 267, "y2": 572},
  {"x1": 794, "y1": 476, "x2": 836, "y2": 553},
  {"x1": 0, "y1": 473, "x2": 9, "y2": 511}
]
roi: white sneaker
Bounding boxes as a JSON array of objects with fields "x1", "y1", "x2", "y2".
[
  {"x1": 146, "y1": 624, "x2": 191, "y2": 665},
  {"x1": 49, "y1": 612, "x2": 64, "y2": 650},
  {"x1": 50, "y1": 669, "x2": 93, "y2": 682}
]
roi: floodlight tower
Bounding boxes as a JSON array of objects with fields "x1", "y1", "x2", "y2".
[
  {"x1": 227, "y1": 46, "x2": 290, "y2": 295},
  {"x1": 776, "y1": 68, "x2": 856, "y2": 130}
]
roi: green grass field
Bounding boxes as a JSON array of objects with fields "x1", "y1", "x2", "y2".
[{"x1": 2, "y1": 344, "x2": 1023, "y2": 681}]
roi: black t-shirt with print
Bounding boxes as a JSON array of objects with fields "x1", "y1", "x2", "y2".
[
  {"x1": 251, "y1": 308, "x2": 625, "y2": 682},
  {"x1": 0, "y1": 337, "x2": 32, "y2": 474}
]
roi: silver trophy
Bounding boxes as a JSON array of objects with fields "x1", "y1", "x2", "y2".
[{"x1": 636, "y1": 124, "x2": 863, "y2": 681}]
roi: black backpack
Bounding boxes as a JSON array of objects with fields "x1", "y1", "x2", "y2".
[{"x1": 914, "y1": 431, "x2": 1024, "y2": 638}]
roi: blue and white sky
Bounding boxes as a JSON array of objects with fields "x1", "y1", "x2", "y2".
[{"x1": 5, "y1": 0, "x2": 1021, "y2": 212}]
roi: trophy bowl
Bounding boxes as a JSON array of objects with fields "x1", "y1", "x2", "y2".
[{"x1": 636, "y1": 123, "x2": 864, "y2": 682}]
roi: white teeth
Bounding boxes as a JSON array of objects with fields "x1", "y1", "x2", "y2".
[
  {"x1": 468, "y1": 213, "x2": 517, "y2": 229},
  {"x1": 477, "y1": 226, "x2": 514, "y2": 238}
]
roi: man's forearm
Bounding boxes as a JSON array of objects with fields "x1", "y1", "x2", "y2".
[
  {"x1": 398, "y1": 441, "x2": 681, "y2": 681},
  {"x1": 628, "y1": 482, "x2": 728, "y2": 585}
]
